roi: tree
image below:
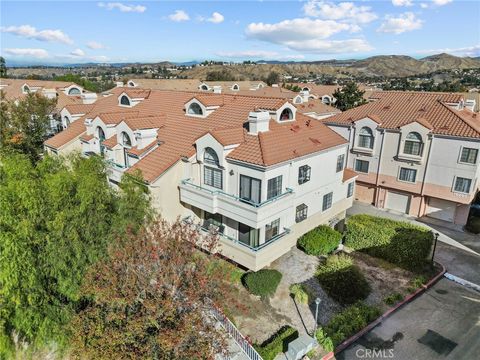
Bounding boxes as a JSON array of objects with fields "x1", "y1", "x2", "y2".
[
  {"x1": 0, "y1": 153, "x2": 152, "y2": 356},
  {"x1": 0, "y1": 92, "x2": 56, "y2": 162},
  {"x1": 0, "y1": 56, "x2": 6, "y2": 78},
  {"x1": 69, "y1": 219, "x2": 237, "y2": 359},
  {"x1": 265, "y1": 71, "x2": 280, "y2": 86},
  {"x1": 333, "y1": 82, "x2": 367, "y2": 111}
]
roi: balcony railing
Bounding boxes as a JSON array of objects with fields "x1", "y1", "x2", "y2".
[
  {"x1": 106, "y1": 159, "x2": 127, "y2": 171},
  {"x1": 181, "y1": 179, "x2": 293, "y2": 208}
]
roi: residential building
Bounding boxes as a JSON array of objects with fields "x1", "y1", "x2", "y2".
[
  {"x1": 323, "y1": 91, "x2": 480, "y2": 226},
  {"x1": 44, "y1": 88, "x2": 357, "y2": 270},
  {"x1": 125, "y1": 78, "x2": 266, "y2": 93}
]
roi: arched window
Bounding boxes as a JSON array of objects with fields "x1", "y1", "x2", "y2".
[
  {"x1": 128, "y1": 81, "x2": 135, "y2": 87},
  {"x1": 294, "y1": 96, "x2": 302, "y2": 104},
  {"x1": 64, "y1": 116, "x2": 70, "y2": 127},
  {"x1": 120, "y1": 95, "x2": 131, "y2": 106},
  {"x1": 121, "y1": 132, "x2": 132, "y2": 147},
  {"x1": 358, "y1": 127, "x2": 374, "y2": 149},
  {"x1": 23, "y1": 85, "x2": 30, "y2": 93},
  {"x1": 258, "y1": 83, "x2": 264, "y2": 88},
  {"x1": 188, "y1": 102, "x2": 203, "y2": 116},
  {"x1": 204, "y1": 147, "x2": 219, "y2": 165},
  {"x1": 404, "y1": 132, "x2": 423, "y2": 156},
  {"x1": 97, "y1": 126, "x2": 105, "y2": 141},
  {"x1": 200, "y1": 84, "x2": 209, "y2": 91},
  {"x1": 68, "y1": 87, "x2": 81, "y2": 95},
  {"x1": 280, "y1": 108, "x2": 293, "y2": 121},
  {"x1": 322, "y1": 96, "x2": 330, "y2": 104},
  {"x1": 232, "y1": 84, "x2": 239, "y2": 91},
  {"x1": 302, "y1": 87, "x2": 310, "y2": 92}
]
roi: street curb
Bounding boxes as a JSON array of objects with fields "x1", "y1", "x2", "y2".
[{"x1": 334, "y1": 262, "x2": 447, "y2": 355}]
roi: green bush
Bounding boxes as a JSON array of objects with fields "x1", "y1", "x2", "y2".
[
  {"x1": 383, "y1": 292, "x2": 403, "y2": 306},
  {"x1": 243, "y1": 269, "x2": 282, "y2": 298},
  {"x1": 344, "y1": 215, "x2": 434, "y2": 272},
  {"x1": 316, "y1": 254, "x2": 371, "y2": 305},
  {"x1": 324, "y1": 302, "x2": 381, "y2": 348},
  {"x1": 298, "y1": 225, "x2": 342, "y2": 256},
  {"x1": 315, "y1": 328, "x2": 334, "y2": 352},
  {"x1": 254, "y1": 326, "x2": 299, "y2": 360},
  {"x1": 289, "y1": 283, "x2": 314, "y2": 304},
  {"x1": 407, "y1": 275, "x2": 428, "y2": 292}
]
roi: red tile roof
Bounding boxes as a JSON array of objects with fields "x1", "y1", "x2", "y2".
[
  {"x1": 343, "y1": 168, "x2": 358, "y2": 182},
  {"x1": 102, "y1": 136, "x2": 119, "y2": 149}
]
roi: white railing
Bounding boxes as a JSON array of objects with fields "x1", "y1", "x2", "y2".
[{"x1": 211, "y1": 306, "x2": 263, "y2": 360}]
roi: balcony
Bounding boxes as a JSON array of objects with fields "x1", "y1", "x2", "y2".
[
  {"x1": 106, "y1": 159, "x2": 127, "y2": 183},
  {"x1": 179, "y1": 179, "x2": 294, "y2": 228}
]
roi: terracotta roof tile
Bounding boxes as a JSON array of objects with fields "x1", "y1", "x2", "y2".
[
  {"x1": 102, "y1": 136, "x2": 119, "y2": 149},
  {"x1": 343, "y1": 168, "x2": 358, "y2": 182},
  {"x1": 80, "y1": 134, "x2": 94, "y2": 142},
  {"x1": 64, "y1": 103, "x2": 95, "y2": 115},
  {"x1": 127, "y1": 139, "x2": 158, "y2": 156}
]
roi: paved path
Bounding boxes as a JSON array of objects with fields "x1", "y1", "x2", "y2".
[{"x1": 337, "y1": 279, "x2": 480, "y2": 360}]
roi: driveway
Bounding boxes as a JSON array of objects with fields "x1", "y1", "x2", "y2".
[{"x1": 337, "y1": 279, "x2": 480, "y2": 360}]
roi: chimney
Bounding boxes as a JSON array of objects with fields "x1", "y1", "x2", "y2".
[
  {"x1": 213, "y1": 86, "x2": 222, "y2": 94},
  {"x1": 300, "y1": 90, "x2": 310, "y2": 102},
  {"x1": 248, "y1": 111, "x2": 270, "y2": 135}
]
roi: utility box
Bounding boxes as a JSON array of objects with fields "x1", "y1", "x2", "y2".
[{"x1": 285, "y1": 335, "x2": 317, "y2": 360}]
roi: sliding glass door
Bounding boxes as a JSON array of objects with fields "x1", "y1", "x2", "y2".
[
  {"x1": 239, "y1": 175, "x2": 261, "y2": 204},
  {"x1": 238, "y1": 223, "x2": 259, "y2": 248}
]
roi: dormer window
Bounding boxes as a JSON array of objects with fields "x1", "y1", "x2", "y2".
[
  {"x1": 200, "y1": 84, "x2": 209, "y2": 91},
  {"x1": 358, "y1": 127, "x2": 374, "y2": 149},
  {"x1": 232, "y1": 84, "x2": 239, "y2": 91},
  {"x1": 64, "y1": 116, "x2": 70, "y2": 128},
  {"x1": 68, "y1": 87, "x2": 81, "y2": 95},
  {"x1": 404, "y1": 132, "x2": 423, "y2": 156},
  {"x1": 294, "y1": 96, "x2": 302, "y2": 104},
  {"x1": 122, "y1": 132, "x2": 132, "y2": 147},
  {"x1": 23, "y1": 85, "x2": 30, "y2": 93},
  {"x1": 204, "y1": 147, "x2": 219, "y2": 165},
  {"x1": 188, "y1": 102, "x2": 203, "y2": 116},
  {"x1": 280, "y1": 108, "x2": 293, "y2": 121},
  {"x1": 120, "y1": 95, "x2": 131, "y2": 106},
  {"x1": 302, "y1": 87, "x2": 309, "y2": 92},
  {"x1": 97, "y1": 126, "x2": 106, "y2": 141},
  {"x1": 128, "y1": 81, "x2": 135, "y2": 87}
]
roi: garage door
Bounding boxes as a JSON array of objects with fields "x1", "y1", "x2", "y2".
[
  {"x1": 426, "y1": 198, "x2": 456, "y2": 222},
  {"x1": 385, "y1": 191, "x2": 410, "y2": 214},
  {"x1": 355, "y1": 184, "x2": 376, "y2": 204}
]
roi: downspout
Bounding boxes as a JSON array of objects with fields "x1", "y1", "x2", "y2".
[
  {"x1": 374, "y1": 129, "x2": 386, "y2": 207},
  {"x1": 420, "y1": 134, "x2": 434, "y2": 217}
]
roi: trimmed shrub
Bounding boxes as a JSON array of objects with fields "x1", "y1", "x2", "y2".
[
  {"x1": 344, "y1": 215, "x2": 434, "y2": 272},
  {"x1": 315, "y1": 328, "x2": 334, "y2": 352},
  {"x1": 383, "y1": 292, "x2": 403, "y2": 306},
  {"x1": 254, "y1": 326, "x2": 299, "y2": 360},
  {"x1": 407, "y1": 275, "x2": 428, "y2": 292},
  {"x1": 289, "y1": 283, "x2": 314, "y2": 304},
  {"x1": 316, "y1": 254, "x2": 371, "y2": 305},
  {"x1": 298, "y1": 225, "x2": 342, "y2": 256},
  {"x1": 324, "y1": 302, "x2": 381, "y2": 348},
  {"x1": 243, "y1": 269, "x2": 282, "y2": 298}
]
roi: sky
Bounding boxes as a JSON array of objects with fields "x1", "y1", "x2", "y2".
[{"x1": 0, "y1": 0, "x2": 479, "y2": 65}]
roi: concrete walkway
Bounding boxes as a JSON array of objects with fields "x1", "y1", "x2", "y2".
[{"x1": 347, "y1": 202, "x2": 479, "y2": 256}]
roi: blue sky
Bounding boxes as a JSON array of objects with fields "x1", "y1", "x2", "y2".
[{"x1": 1, "y1": 0, "x2": 479, "y2": 65}]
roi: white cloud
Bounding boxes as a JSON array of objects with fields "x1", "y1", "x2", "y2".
[
  {"x1": 98, "y1": 2, "x2": 146, "y2": 13},
  {"x1": 216, "y1": 50, "x2": 305, "y2": 60},
  {"x1": 432, "y1": 0, "x2": 452, "y2": 5},
  {"x1": 70, "y1": 49, "x2": 85, "y2": 57},
  {"x1": 168, "y1": 10, "x2": 190, "y2": 22},
  {"x1": 282, "y1": 38, "x2": 373, "y2": 54},
  {"x1": 392, "y1": 0, "x2": 413, "y2": 6},
  {"x1": 416, "y1": 45, "x2": 480, "y2": 57},
  {"x1": 303, "y1": 1, "x2": 377, "y2": 24},
  {"x1": 3, "y1": 48, "x2": 49, "y2": 58},
  {"x1": 1, "y1": 25, "x2": 73, "y2": 44},
  {"x1": 377, "y1": 12, "x2": 423, "y2": 34},
  {"x1": 207, "y1": 12, "x2": 224, "y2": 24},
  {"x1": 86, "y1": 41, "x2": 106, "y2": 49},
  {"x1": 420, "y1": 0, "x2": 452, "y2": 8}
]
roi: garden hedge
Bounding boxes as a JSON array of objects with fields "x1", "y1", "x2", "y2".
[
  {"x1": 297, "y1": 225, "x2": 342, "y2": 256},
  {"x1": 344, "y1": 215, "x2": 434, "y2": 272},
  {"x1": 316, "y1": 254, "x2": 371, "y2": 305},
  {"x1": 289, "y1": 283, "x2": 314, "y2": 304},
  {"x1": 254, "y1": 325, "x2": 299, "y2": 360},
  {"x1": 243, "y1": 269, "x2": 282, "y2": 298},
  {"x1": 324, "y1": 302, "x2": 381, "y2": 347}
]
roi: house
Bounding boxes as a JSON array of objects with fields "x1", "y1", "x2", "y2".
[
  {"x1": 289, "y1": 83, "x2": 340, "y2": 105},
  {"x1": 44, "y1": 88, "x2": 357, "y2": 270},
  {"x1": 322, "y1": 91, "x2": 480, "y2": 226}
]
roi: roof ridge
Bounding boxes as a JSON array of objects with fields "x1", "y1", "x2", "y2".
[
  {"x1": 257, "y1": 132, "x2": 267, "y2": 165},
  {"x1": 440, "y1": 102, "x2": 480, "y2": 135}
]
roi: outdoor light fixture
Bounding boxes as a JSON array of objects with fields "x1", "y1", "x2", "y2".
[
  {"x1": 314, "y1": 297, "x2": 321, "y2": 332},
  {"x1": 431, "y1": 232, "x2": 440, "y2": 263}
]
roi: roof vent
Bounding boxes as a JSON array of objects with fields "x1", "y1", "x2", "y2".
[{"x1": 248, "y1": 111, "x2": 270, "y2": 135}]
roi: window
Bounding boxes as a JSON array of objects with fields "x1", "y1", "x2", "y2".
[
  {"x1": 200, "y1": 84, "x2": 209, "y2": 91},
  {"x1": 204, "y1": 147, "x2": 219, "y2": 165},
  {"x1": 358, "y1": 127, "x2": 374, "y2": 149},
  {"x1": 23, "y1": 85, "x2": 30, "y2": 93},
  {"x1": 336, "y1": 154, "x2": 345, "y2": 173},
  {"x1": 294, "y1": 96, "x2": 302, "y2": 104},
  {"x1": 240, "y1": 175, "x2": 261, "y2": 204},
  {"x1": 204, "y1": 167, "x2": 222, "y2": 189},
  {"x1": 347, "y1": 182, "x2": 354, "y2": 198},
  {"x1": 120, "y1": 95, "x2": 130, "y2": 106},
  {"x1": 97, "y1": 127, "x2": 105, "y2": 141},
  {"x1": 323, "y1": 192, "x2": 333, "y2": 211},
  {"x1": 298, "y1": 165, "x2": 311, "y2": 184},
  {"x1": 265, "y1": 219, "x2": 280, "y2": 242},
  {"x1": 188, "y1": 102, "x2": 203, "y2": 115},
  {"x1": 399, "y1": 168, "x2": 417, "y2": 183},
  {"x1": 355, "y1": 159, "x2": 369, "y2": 174},
  {"x1": 64, "y1": 116, "x2": 70, "y2": 127},
  {"x1": 280, "y1": 108, "x2": 293, "y2": 121},
  {"x1": 267, "y1": 176, "x2": 282, "y2": 200},
  {"x1": 232, "y1": 84, "x2": 239, "y2": 91},
  {"x1": 302, "y1": 87, "x2": 310, "y2": 92},
  {"x1": 460, "y1": 148, "x2": 478, "y2": 164},
  {"x1": 203, "y1": 212, "x2": 224, "y2": 233},
  {"x1": 322, "y1": 96, "x2": 330, "y2": 104},
  {"x1": 238, "y1": 223, "x2": 259, "y2": 247},
  {"x1": 296, "y1": 204, "x2": 308, "y2": 223},
  {"x1": 121, "y1": 132, "x2": 132, "y2": 147},
  {"x1": 404, "y1": 132, "x2": 423, "y2": 156},
  {"x1": 68, "y1": 87, "x2": 81, "y2": 95},
  {"x1": 454, "y1": 177, "x2": 472, "y2": 193}
]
